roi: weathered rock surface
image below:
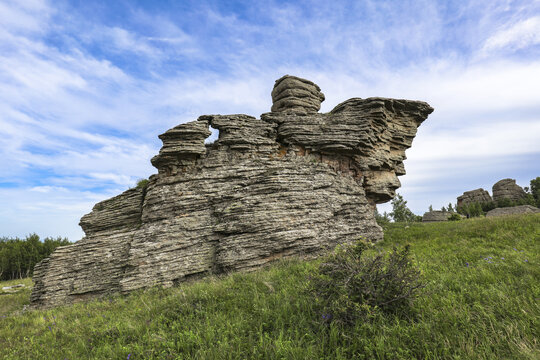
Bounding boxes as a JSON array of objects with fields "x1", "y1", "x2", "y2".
[
  {"x1": 457, "y1": 188, "x2": 492, "y2": 207},
  {"x1": 422, "y1": 210, "x2": 456, "y2": 222},
  {"x1": 486, "y1": 205, "x2": 540, "y2": 217},
  {"x1": 271, "y1": 75, "x2": 325, "y2": 114},
  {"x1": 492, "y1": 179, "x2": 527, "y2": 203},
  {"x1": 31, "y1": 76, "x2": 433, "y2": 308}
]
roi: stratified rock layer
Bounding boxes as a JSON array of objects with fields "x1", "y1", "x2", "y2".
[
  {"x1": 31, "y1": 76, "x2": 433, "y2": 308},
  {"x1": 492, "y1": 179, "x2": 527, "y2": 203},
  {"x1": 457, "y1": 189, "x2": 492, "y2": 207},
  {"x1": 422, "y1": 210, "x2": 452, "y2": 222},
  {"x1": 486, "y1": 205, "x2": 540, "y2": 217},
  {"x1": 271, "y1": 75, "x2": 325, "y2": 114}
]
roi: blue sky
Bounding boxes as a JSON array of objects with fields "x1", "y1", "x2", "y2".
[{"x1": 1, "y1": 0, "x2": 539, "y2": 240}]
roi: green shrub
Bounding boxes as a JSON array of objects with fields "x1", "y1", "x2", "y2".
[
  {"x1": 457, "y1": 202, "x2": 484, "y2": 217},
  {"x1": 481, "y1": 201, "x2": 496, "y2": 212},
  {"x1": 447, "y1": 213, "x2": 461, "y2": 221},
  {"x1": 310, "y1": 240, "x2": 425, "y2": 325},
  {"x1": 530, "y1": 176, "x2": 540, "y2": 207},
  {"x1": 136, "y1": 178, "x2": 149, "y2": 189}
]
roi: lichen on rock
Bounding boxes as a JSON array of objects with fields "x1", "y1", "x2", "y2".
[{"x1": 30, "y1": 75, "x2": 433, "y2": 308}]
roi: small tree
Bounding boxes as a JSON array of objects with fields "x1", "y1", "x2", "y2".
[
  {"x1": 374, "y1": 209, "x2": 391, "y2": 227},
  {"x1": 428, "y1": 205, "x2": 433, "y2": 212},
  {"x1": 448, "y1": 213, "x2": 462, "y2": 221},
  {"x1": 441, "y1": 206, "x2": 447, "y2": 212},
  {"x1": 530, "y1": 177, "x2": 540, "y2": 207},
  {"x1": 390, "y1": 193, "x2": 417, "y2": 223},
  {"x1": 447, "y1": 203, "x2": 454, "y2": 212}
]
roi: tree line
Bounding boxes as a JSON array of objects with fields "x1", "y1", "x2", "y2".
[{"x1": 0, "y1": 234, "x2": 70, "y2": 281}]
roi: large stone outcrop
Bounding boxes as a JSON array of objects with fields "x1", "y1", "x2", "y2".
[
  {"x1": 422, "y1": 210, "x2": 450, "y2": 222},
  {"x1": 457, "y1": 189, "x2": 492, "y2": 207},
  {"x1": 31, "y1": 75, "x2": 433, "y2": 308},
  {"x1": 486, "y1": 205, "x2": 540, "y2": 217},
  {"x1": 492, "y1": 179, "x2": 527, "y2": 203},
  {"x1": 422, "y1": 210, "x2": 463, "y2": 222}
]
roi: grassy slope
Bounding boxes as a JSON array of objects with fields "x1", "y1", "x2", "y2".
[{"x1": 0, "y1": 214, "x2": 538, "y2": 359}]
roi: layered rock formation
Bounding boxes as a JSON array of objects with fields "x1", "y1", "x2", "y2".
[
  {"x1": 31, "y1": 75, "x2": 433, "y2": 308},
  {"x1": 457, "y1": 189, "x2": 492, "y2": 207},
  {"x1": 492, "y1": 179, "x2": 527, "y2": 203},
  {"x1": 271, "y1": 75, "x2": 325, "y2": 114},
  {"x1": 421, "y1": 210, "x2": 463, "y2": 222},
  {"x1": 486, "y1": 205, "x2": 540, "y2": 217}
]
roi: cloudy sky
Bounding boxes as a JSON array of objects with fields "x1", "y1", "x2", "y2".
[{"x1": 1, "y1": 0, "x2": 539, "y2": 240}]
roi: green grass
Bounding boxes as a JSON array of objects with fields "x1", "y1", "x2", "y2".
[
  {"x1": 1, "y1": 214, "x2": 539, "y2": 359},
  {"x1": 0, "y1": 277, "x2": 33, "y2": 317}
]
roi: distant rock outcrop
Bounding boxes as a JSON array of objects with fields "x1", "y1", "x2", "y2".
[
  {"x1": 31, "y1": 75, "x2": 433, "y2": 308},
  {"x1": 457, "y1": 189, "x2": 492, "y2": 207},
  {"x1": 422, "y1": 210, "x2": 459, "y2": 222},
  {"x1": 492, "y1": 179, "x2": 527, "y2": 203},
  {"x1": 486, "y1": 205, "x2": 540, "y2": 217}
]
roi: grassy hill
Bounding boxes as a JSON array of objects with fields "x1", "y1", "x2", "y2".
[{"x1": 1, "y1": 214, "x2": 539, "y2": 359}]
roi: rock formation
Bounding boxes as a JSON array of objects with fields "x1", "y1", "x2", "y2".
[
  {"x1": 421, "y1": 210, "x2": 460, "y2": 222},
  {"x1": 492, "y1": 179, "x2": 527, "y2": 203},
  {"x1": 271, "y1": 75, "x2": 325, "y2": 114},
  {"x1": 31, "y1": 75, "x2": 433, "y2": 308},
  {"x1": 486, "y1": 205, "x2": 540, "y2": 217},
  {"x1": 457, "y1": 189, "x2": 492, "y2": 207}
]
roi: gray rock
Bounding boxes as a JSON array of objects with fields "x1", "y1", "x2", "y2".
[
  {"x1": 30, "y1": 75, "x2": 433, "y2": 308},
  {"x1": 486, "y1": 205, "x2": 540, "y2": 217},
  {"x1": 492, "y1": 179, "x2": 527, "y2": 203},
  {"x1": 422, "y1": 210, "x2": 456, "y2": 222},
  {"x1": 271, "y1": 75, "x2": 325, "y2": 114},
  {"x1": 457, "y1": 188, "x2": 492, "y2": 207}
]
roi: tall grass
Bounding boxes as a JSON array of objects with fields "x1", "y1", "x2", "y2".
[{"x1": 1, "y1": 214, "x2": 538, "y2": 359}]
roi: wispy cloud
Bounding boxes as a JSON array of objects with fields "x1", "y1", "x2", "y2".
[{"x1": 482, "y1": 16, "x2": 540, "y2": 54}]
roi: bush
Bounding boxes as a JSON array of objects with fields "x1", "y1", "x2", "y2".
[
  {"x1": 310, "y1": 240, "x2": 425, "y2": 325},
  {"x1": 457, "y1": 202, "x2": 484, "y2": 218},
  {"x1": 136, "y1": 178, "x2": 149, "y2": 189},
  {"x1": 530, "y1": 176, "x2": 540, "y2": 207},
  {"x1": 448, "y1": 213, "x2": 462, "y2": 221}
]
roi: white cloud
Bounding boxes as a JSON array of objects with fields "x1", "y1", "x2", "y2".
[
  {"x1": 0, "y1": 186, "x2": 117, "y2": 240},
  {"x1": 88, "y1": 173, "x2": 138, "y2": 187},
  {"x1": 407, "y1": 120, "x2": 540, "y2": 162},
  {"x1": 0, "y1": 0, "x2": 52, "y2": 33},
  {"x1": 482, "y1": 16, "x2": 540, "y2": 54},
  {"x1": 30, "y1": 186, "x2": 68, "y2": 193}
]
